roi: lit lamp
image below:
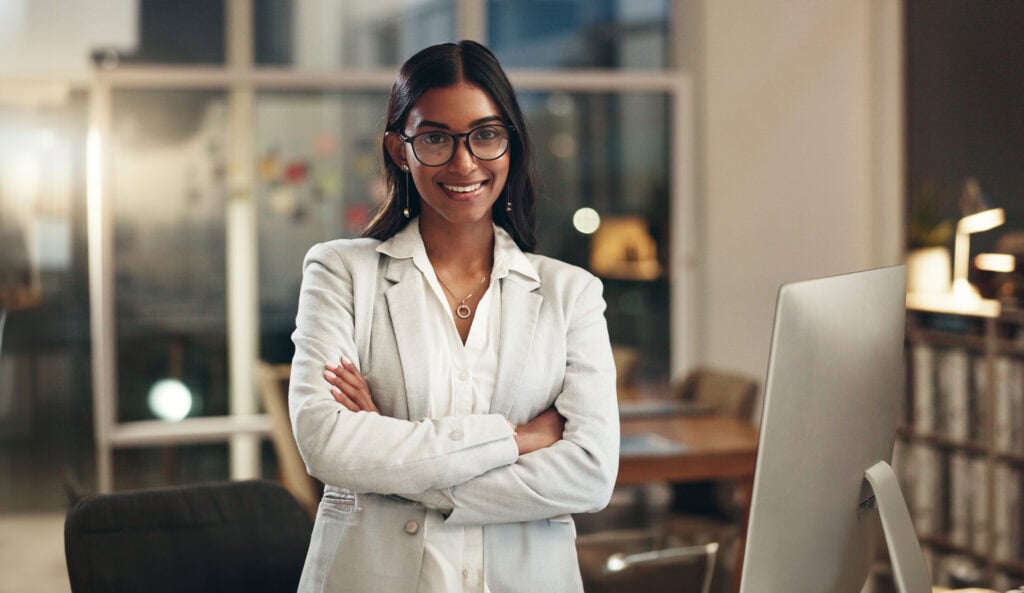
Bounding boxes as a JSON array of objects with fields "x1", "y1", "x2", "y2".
[
  {"x1": 952, "y1": 207, "x2": 1004, "y2": 299},
  {"x1": 589, "y1": 216, "x2": 661, "y2": 281}
]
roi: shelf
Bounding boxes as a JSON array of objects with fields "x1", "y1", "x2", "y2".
[
  {"x1": 896, "y1": 428, "x2": 989, "y2": 456},
  {"x1": 901, "y1": 306, "x2": 1024, "y2": 586}
]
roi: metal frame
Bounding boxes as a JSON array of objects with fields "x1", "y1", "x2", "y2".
[{"x1": 87, "y1": 0, "x2": 696, "y2": 492}]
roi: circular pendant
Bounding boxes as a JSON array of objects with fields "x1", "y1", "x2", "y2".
[{"x1": 455, "y1": 304, "x2": 472, "y2": 319}]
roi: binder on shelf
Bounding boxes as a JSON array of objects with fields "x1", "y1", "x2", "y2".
[
  {"x1": 948, "y1": 450, "x2": 971, "y2": 548},
  {"x1": 909, "y1": 443, "x2": 945, "y2": 538},
  {"x1": 968, "y1": 456, "x2": 988, "y2": 555},
  {"x1": 994, "y1": 356, "x2": 1014, "y2": 453},
  {"x1": 938, "y1": 348, "x2": 970, "y2": 441},
  {"x1": 970, "y1": 354, "x2": 990, "y2": 444},
  {"x1": 912, "y1": 343, "x2": 936, "y2": 433}
]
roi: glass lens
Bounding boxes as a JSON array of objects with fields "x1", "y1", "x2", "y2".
[
  {"x1": 412, "y1": 132, "x2": 455, "y2": 165},
  {"x1": 468, "y1": 126, "x2": 510, "y2": 159}
]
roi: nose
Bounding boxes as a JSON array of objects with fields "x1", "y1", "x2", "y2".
[{"x1": 446, "y1": 136, "x2": 477, "y2": 175}]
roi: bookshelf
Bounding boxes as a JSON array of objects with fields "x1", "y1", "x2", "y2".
[{"x1": 896, "y1": 298, "x2": 1024, "y2": 591}]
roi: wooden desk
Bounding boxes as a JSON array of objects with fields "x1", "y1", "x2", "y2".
[
  {"x1": 618, "y1": 414, "x2": 759, "y2": 593},
  {"x1": 618, "y1": 415, "x2": 758, "y2": 485}
]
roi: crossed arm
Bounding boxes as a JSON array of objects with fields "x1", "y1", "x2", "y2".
[{"x1": 325, "y1": 355, "x2": 566, "y2": 456}]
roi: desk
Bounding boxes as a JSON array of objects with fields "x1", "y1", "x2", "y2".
[
  {"x1": 618, "y1": 414, "x2": 759, "y2": 593},
  {"x1": 618, "y1": 415, "x2": 758, "y2": 485}
]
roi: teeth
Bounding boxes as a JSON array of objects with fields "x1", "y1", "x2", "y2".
[{"x1": 443, "y1": 182, "x2": 482, "y2": 193}]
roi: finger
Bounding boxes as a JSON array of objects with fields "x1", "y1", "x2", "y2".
[
  {"x1": 333, "y1": 371, "x2": 374, "y2": 411},
  {"x1": 323, "y1": 368, "x2": 346, "y2": 389},
  {"x1": 336, "y1": 358, "x2": 379, "y2": 413},
  {"x1": 339, "y1": 357, "x2": 370, "y2": 390},
  {"x1": 333, "y1": 376, "x2": 379, "y2": 413},
  {"x1": 330, "y1": 387, "x2": 360, "y2": 412}
]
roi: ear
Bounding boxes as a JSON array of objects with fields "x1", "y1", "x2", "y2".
[{"x1": 384, "y1": 131, "x2": 410, "y2": 171}]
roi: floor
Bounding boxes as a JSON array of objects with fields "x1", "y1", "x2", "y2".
[{"x1": 0, "y1": 513, "x2": 70, "y2": 593}]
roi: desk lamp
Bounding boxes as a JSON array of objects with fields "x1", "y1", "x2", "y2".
[{"x1": 952, "y1": 207, "x2": 1004, "y2": 299}]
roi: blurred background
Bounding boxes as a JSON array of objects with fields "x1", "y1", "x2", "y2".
[{"x1": 1, "y1": 1, "x2": 1022, "y2": 592}]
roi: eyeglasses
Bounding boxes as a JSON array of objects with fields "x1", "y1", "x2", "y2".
[{"x1": 398, "y1": 124, "x2": 514, "y2": 167}]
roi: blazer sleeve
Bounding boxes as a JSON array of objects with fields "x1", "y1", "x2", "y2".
[
  {"x1": 289, "y1": 242, "x2": 520, "y2": 495},
  {"x1": 401, "y1": 276, "x2": 620, "y2": 525}
]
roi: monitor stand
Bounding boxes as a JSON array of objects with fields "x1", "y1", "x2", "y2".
[{"x1": 864, "y1": 460, "x2": 932, "y2": 593}]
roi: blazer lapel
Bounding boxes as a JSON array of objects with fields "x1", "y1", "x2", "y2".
[
  {"x1": 383, "y1": 256, "x2": 433, "y2": 421},
  {"x1": 490, "y1": 274, "x2": 542, "y2": 417}
]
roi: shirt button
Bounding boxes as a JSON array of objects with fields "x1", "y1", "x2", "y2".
[
  {"x1": 404, "y1": 520, "x2": 419, "y2": 535},
  {"x1": 458, "y1": 370, "x2": 470, "y2": 382},
  {"x1": 462, "y1": 568, "x2": 470, "y2": 579},
  {"x1": 450, "y1": 429, "x2": 464, "y2": 441}
]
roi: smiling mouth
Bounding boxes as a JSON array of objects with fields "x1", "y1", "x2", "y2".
[{"x1": 441, "y1": 182, "x2": 484, "y2": 193}]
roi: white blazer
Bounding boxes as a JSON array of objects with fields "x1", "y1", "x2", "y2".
[{"x1": 289, "y1": 230, "x2": 619, "y2": 593}]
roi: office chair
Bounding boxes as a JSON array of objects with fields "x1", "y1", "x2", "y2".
[
  {"x1": 64, "y1": 479, "x2": 313, "y2": 593},
  {"x1": 578, "y1": 529, "x2": 718, "y2": 593}
]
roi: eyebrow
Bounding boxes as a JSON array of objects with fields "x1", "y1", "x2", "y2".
[{"x1": 415, "y1": 115, "x2": 504, "y2": 130}]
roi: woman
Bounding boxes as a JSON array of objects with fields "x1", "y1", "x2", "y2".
[{"x1": 289, "y1": 40, "x2": 619, "y2": 593}]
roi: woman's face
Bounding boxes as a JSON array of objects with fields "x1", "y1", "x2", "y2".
[{"x1": 387, "y1": 82, "x2": 511, "y2": 230}]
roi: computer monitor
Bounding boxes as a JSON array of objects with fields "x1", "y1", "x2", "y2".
[{"x1": 738, "y1": 265, "x2": 931, "y2": 593}]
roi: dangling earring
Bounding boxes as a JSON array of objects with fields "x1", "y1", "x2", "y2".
[
  {"x1": 402, "y1": 165, "x2": 411, "y2": 218},
  {"x1": 505, "y1": 187, "x2": 512, "y2": 213}
]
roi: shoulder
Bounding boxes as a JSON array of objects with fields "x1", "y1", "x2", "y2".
[
  {"x1": 524, "y1": 253, "x2": 603, "y2": 301},
  {"x1": 303, "y1": 237, "x2": 382, "y2": 267}
]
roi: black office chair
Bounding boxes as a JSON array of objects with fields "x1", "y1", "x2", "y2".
[{"x1": 64, "y1": 479, "x2": 313, "y2": 593}]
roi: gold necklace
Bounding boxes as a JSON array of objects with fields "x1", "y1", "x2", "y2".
[{"x1": 436, "y1": 273, "x2": 489, "y2": 319}]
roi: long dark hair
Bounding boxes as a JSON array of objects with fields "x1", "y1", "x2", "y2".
[{"x1": 363, "y1": 40, "x2": 538, "y2": 252}]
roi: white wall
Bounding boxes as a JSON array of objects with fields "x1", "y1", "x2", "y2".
[{"x1": 683, "y1": 0, "x2": 904, "y2": 411}]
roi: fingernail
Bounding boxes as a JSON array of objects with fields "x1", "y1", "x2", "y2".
[
  {"x1": 330, "y1": 387, "x2": 341, "y2": 397},
  {"x1": 341, "y1": 355, "x2": 353, "y2": 367},
  {"x1": 324, "y1": 369, "x2": 336, "y2": 379}
]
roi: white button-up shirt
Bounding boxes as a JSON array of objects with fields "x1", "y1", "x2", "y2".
[{"x1": 378, "y1": 219, "x2": 538, "y2": 593}]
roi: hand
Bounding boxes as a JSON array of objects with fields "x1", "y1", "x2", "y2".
[
  {"x1": 323, "y1": 356, "x2": 379, "y2": 413},
  {"x1": 513, "y1": 407, "x2": 565, "y2": 455}
]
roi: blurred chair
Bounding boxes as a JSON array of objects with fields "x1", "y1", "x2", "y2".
[
  {"x1": 578, "y1": 528, "x2": 718, "y2": 593},
  {"x1": 257, "y1": 361, "x2": 321, "y2": 518},
  {"x1": 673, "y1": 366, "x2": 758, "y2": 421},
  {"x1": 64, "y1": 479, "x2": 313, "y2": 593}
]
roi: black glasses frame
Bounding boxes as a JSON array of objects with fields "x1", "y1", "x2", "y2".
[{"x1": 398, "y1": 124, "x2": 516, "y2": 167}]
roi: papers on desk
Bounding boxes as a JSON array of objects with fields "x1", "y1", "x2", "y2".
[
  {"x1": 618, "y1": 399, "x2": 711, "y2": 419},
  {"x1": 620, "y1": 432, "x2": 688, "y2": 456}
]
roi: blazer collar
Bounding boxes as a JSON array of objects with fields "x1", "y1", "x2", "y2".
[{"x1": 376, "y1": 218, "x2": 541, "y2": 288}]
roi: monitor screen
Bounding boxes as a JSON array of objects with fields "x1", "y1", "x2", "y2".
[{"x1": 738, "y1": 265, "x2": 928, "y2": 593}]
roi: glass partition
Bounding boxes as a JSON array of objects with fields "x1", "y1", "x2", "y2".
[
  {"x1": 111, "y1": 90, "x2": 229, "y2": 422},
  {"x1": 255, "y1": 91, "x2": 389, "y2": 363}
]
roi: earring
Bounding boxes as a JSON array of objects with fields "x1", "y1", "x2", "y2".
[
  {"x1": 402, "y1": 165, "x2": 411, "y2": 219},
  {"x1": 505, "y1": 187, "x2": 512, "y2": 213}
]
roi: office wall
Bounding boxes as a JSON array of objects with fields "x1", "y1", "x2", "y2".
[{"x1": 684, "y1": 0, "x2": 903, "y2": 404}]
